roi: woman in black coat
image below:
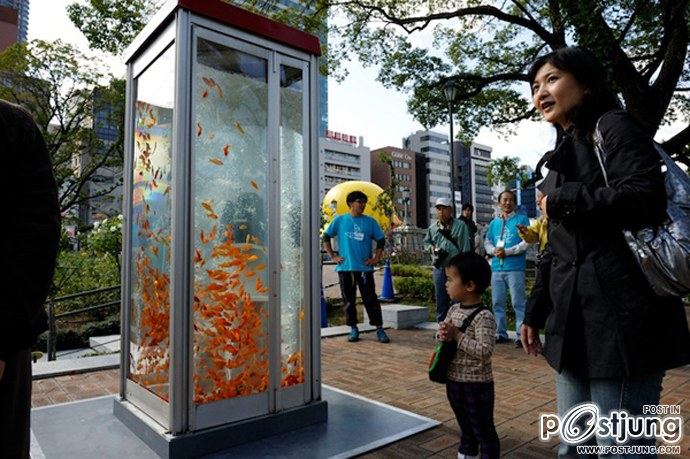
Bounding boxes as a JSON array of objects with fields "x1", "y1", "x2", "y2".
[{"x1": 521, "y1": 47, "x2": 690, "y2": 456}]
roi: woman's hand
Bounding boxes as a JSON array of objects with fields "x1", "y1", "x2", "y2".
[
  {"x1": 542, "y1": 195, "x2": 549, "y2": 218},
  {"x1": 520, "y1": 324, "x2": 543, "y2": 356}
]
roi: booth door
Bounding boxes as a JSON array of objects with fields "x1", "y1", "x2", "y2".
[
  {"x1": 125, "y1": 42, "x2": 176, "y2": 428},
  {"x1": 275, "y1": 54, "x2": 311, "y2": 412},
  {"x1": 190, "y1": 29, "x2": 312, "y2": 429}
]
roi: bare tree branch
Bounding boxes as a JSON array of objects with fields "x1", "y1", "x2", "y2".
[{"x1": 333, "y1": 0, "x2": 563, "y2": 47}]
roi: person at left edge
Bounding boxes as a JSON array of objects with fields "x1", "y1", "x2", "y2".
[
  {"x1": 0, "y1": 100, "x2": 60, "y2": 459},
  {"x1": 323, "y1": 190, "x2": 390, "y2": 344}
]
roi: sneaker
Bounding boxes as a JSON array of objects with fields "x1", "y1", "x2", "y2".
[
  {"x1": 347, "y1": 328, "x2": 360, "y2": 342},
  {"x1": 495, "y1": 336, "x2": 510, "y2": 344},
  {"x1": 515, "y1": 339, "x2": 523, "y2": 348},
  {"x1": 376, "y1": 328, "x2": 390, "y2": 343}
]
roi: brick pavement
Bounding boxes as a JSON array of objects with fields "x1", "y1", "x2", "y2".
[{"x1": 32, "y1": 328, "x2": 690, "y2": 458}]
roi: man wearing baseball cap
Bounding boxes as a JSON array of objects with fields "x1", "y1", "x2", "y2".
[{"x1": 423, "y1": 197, "x2": 471, "y2": 321}]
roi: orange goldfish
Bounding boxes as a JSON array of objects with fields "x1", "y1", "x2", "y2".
[{"x1": 209, "y1": 158, "x2": 223, "y2": 165}]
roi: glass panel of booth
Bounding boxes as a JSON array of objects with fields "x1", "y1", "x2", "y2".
[
  {"x1": 128, "y1": 44, "x2": 176, "y2": 402},
  {"x1": 279, "y1": 63, "x2": 306, "y2": 389},
  {"x1": 192, "y1": 37, "x2": 270, "y2": 405}
]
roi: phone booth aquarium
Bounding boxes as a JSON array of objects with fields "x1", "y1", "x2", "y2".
[{"x1": 114, "y1": 1, "x2": 325, "y2": 456}]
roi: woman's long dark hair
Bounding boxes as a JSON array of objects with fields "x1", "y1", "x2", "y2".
[{"x1": 527, "y1": 47, "x2": 622, "y2": 137}]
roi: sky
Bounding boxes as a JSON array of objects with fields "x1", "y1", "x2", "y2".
[{"x1": 28, "y1": 0, "x2": 685, "y2": 170}]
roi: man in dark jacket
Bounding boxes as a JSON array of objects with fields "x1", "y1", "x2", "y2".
[
  {"x1": 459, "y1": 203, "x2": 478, "y2": 252},
  {"x1": 0, "y1": 100, "x2": 60, "y2": 458}
]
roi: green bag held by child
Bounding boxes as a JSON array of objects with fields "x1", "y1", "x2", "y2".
[{"x1": 428, "y1": 305, "x2": 489, "y2": 384}]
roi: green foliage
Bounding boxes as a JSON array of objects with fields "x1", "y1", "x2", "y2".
[
  {"x1": 390, "y1": 263, "x2": 432, "y2": 278},
  {"x1": 36, "y1": 313, "x2": 120, "y2": 352},
  {"x1": 321, "y1": 0, "x2": 690, "y2": 166},
  {"x1": 86, "y1": 215, "x2": 123, "y2": 258},
  {"x1": 67, "y1": 0, "x2": 163, "y2": 55},
  {"x1": 394, "y1": 276, "x2": 435, "y2": 302},
  {"x1": 0, "y1": 40, "x2": 125, "y2": 212},
  {"x1": 52, "y1": 251, "x2": 120, "y2": 316},
  {"x1": 487, "y1": 156, "x2": 530, "y2": 189},
  {"x1": 63, "y1": 1, "x2": 690, "y2": 167}
]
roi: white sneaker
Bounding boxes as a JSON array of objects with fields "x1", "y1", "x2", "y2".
[{"x1": 457, "y1": 453, "x2": 478, "y2": 459}]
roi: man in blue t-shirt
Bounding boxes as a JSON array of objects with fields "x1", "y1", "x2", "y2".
[
  {"x1": 323, "y1": 190, "x2": 390, "y2": 343},
  {"x1": 484, "y1": 190, "x2": 530, "y2": 348}
]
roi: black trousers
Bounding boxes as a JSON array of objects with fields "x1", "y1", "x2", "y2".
[
  {"x1": 338, "y1": 271, "x2": 383, "y2": 327},
  {"x1": 446, "y1": 380, "x2": 500, "y2": 459},
  {"x1": 0, "y1": 348, "x2": 32, "y2": 459}
]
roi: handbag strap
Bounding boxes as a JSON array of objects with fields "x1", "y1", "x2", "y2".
[
  {"x1": 458, "y1": 305, "x2": 490, "y2": 332},
  {"x1": 439, "y1": 223, "x2": 461, "y2": 251},
  {"x1": 593, "y1": 117, "x2": 610, "y2": 186}
]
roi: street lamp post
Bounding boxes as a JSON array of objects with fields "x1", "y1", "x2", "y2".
[{"x1": 444, "y1": 79, "x2": 458, "y2": 218}]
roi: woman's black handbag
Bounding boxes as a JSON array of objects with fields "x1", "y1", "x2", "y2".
[
  {"x1": 428, "y1": 306, "x2": 489, "y2": 384},
  {"x1": 594, "y1": 123, "x2": 690, "y2": 297}
]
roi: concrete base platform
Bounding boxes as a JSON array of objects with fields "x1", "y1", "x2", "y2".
[
  {"x1": 364, "y1": 304, "x2": 429, "y2": 329},
  {"x1": 31, "y1": 386, "x2": 439, "y2": 459}
]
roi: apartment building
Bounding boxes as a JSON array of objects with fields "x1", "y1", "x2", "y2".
[{"x1": 319, "y1": 130, "x2": 370, "y2": 201}]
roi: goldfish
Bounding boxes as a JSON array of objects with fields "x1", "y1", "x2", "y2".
[
  {"x1": 223, "y1": 144, "x2": 230, "y2": 156},
  {"x1": 234, "y1": 121, "x2": 246, "y2": 135},
  {"x1": 201, "y1": 200, "x2": 219, "y2": 219},
  {"x1": 209, "y1": 158, "x2": 223, "y2": 165},
  {"x1": 197, "y1": 122, "x2": 203, "y2": 137},
  {"x1": 255, "y1": 278, "x2": 268, "y2": 294},
  {"x1": 250, "y1": 180, "x2": 259, "y2": 191}
]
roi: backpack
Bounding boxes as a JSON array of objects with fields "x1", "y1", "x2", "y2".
[{"x1": 593, "y1": 122, "x2": 690, "y2": 297}]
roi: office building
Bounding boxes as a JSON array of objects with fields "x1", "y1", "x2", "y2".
[
  {"x1": 370, "y1": 146, "x2": 417, "y2": 226},
  {"x1": 403, "y1": 130, "x2": 454, "y2": 228},
  {"x1": 0, "y1": 0, "x2": 28, "y2": 51},
  {"x1": 517, "y1": 166, "x2": 537, "y2": 218},
  {"x1": 79, "y1": 90, "x2": 124, "y2": 224},
  {"x1": 319, "y1": 130, "x2": 370, "y2": 201},
  {"x1": 453, "y1": 141, "x2": 494, "y2": 226}
]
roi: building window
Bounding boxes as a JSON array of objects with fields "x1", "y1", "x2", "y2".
[
  {"x1": 421, "y1": 146, "x2": 449, "y2": 154},
  {"x1": 420, "y1": 134, "x2": 447, "y2": 144}
]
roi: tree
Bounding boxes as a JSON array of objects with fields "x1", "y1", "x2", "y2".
[
  {"x1": 317, "y1": 0, "x2": 690, "y2": 168},
  {"x1": 67, "y1": 1, "x2": 690, "y2": 168},
  {"x1": 487, "y1": 156, "x2": 529, "y2": 190},
  {"x1": 0, "y1": 40, "x2": 125, "y2": 213},
  {"x1": 373, "y1": 150, "x2": 401, "y2": 225},
  {"x1": 66, "y1": 0, "x2": 163, "y2": 55}
]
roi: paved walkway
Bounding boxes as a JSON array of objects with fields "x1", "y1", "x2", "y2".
[{"x1": 33, "y1": 328, "x2": 690, "y2": 458}]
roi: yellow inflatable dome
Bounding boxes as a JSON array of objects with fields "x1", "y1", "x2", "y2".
[{"x1": 322, "y1": 181, "x2": 402, "y2": 232}]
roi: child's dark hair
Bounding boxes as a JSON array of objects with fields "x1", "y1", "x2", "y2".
[
  {"x1": 346, "y1": 190, "x2": 368, "y2": 205},
  {"x1": 447, "y1": 252, "x2": 491, "y2": 294}
]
